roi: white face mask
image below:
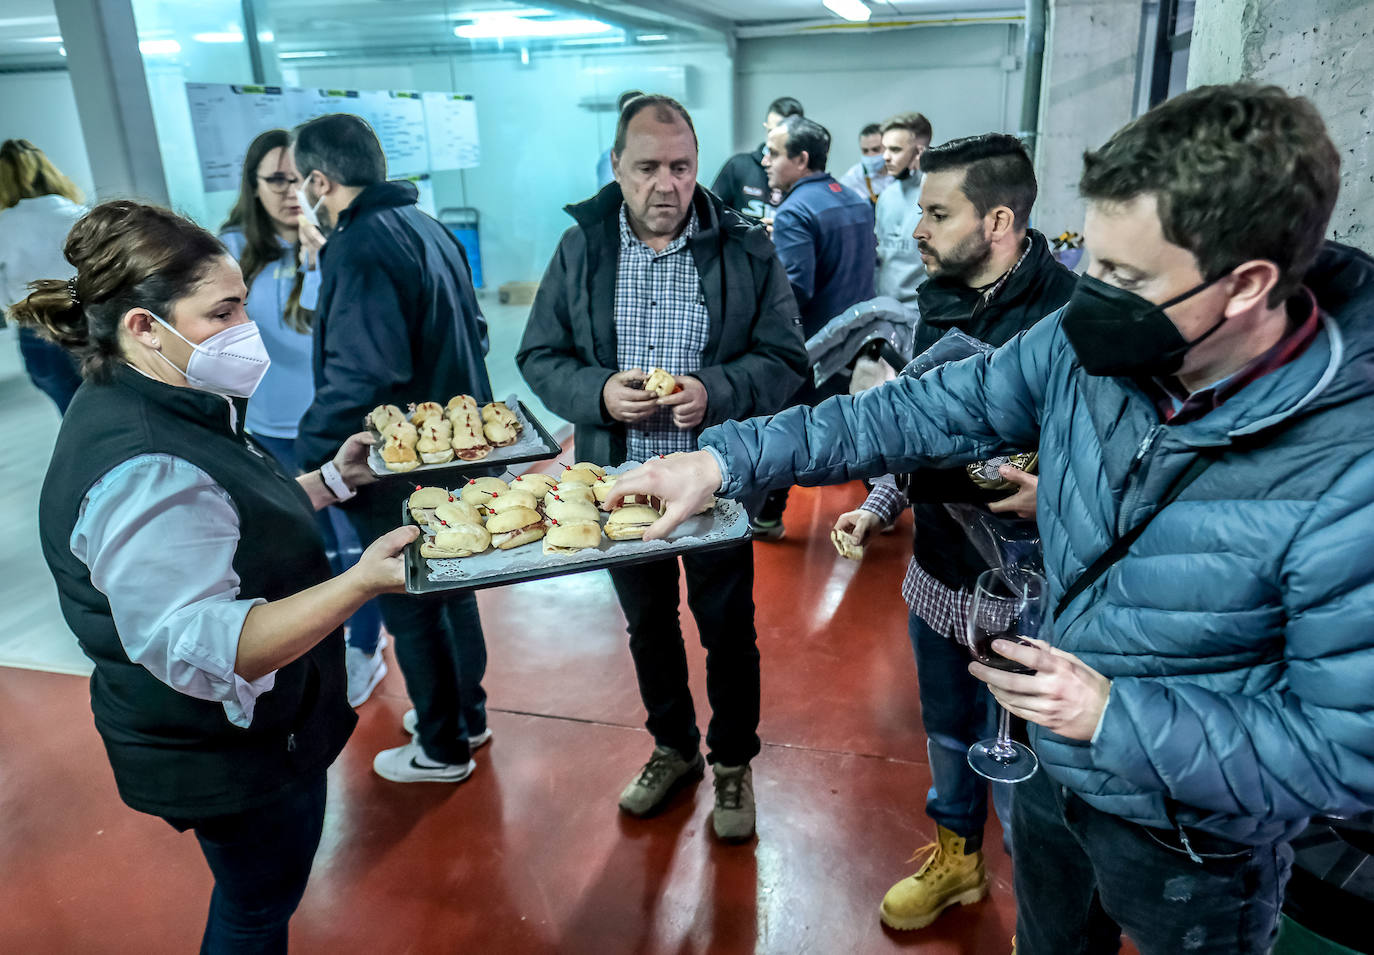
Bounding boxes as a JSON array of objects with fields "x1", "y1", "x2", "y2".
[
  {"x1": 861, "y1": 153, "x2": 886, "y2": 176},
  {"x1": 295, "y1": 181, "x2": 326, "y2": 229},
  {"x1": 151, "y1": 314, "x2": 271, "y2": 398}
]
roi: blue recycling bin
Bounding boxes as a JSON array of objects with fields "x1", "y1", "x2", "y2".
[{"x1": 440, "y1": 207, "x2": 483, "y2": 289}]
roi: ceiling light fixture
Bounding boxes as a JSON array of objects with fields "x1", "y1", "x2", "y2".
[
  {"x1": 454, "y1": 14, "x2": 613, "y2": 40},
  {"x1": 822, "y1": 0, "x2": 871, "y2": 22},
  {"x1": 193, "y1": 31, "x2": 245, "y2": 43},
  {"x1": 138, "y1": 39, "x2": 182, "y2": 55},
  {"x1": 636, "y1": 34, "x2": 669, "y2": 42}
]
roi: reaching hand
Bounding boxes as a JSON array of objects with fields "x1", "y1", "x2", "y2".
[
  {"x1": 655, "y1": 375, "x2": 708, "y2": 429},
  {"x1": 603, "y1": 369, "x2": 660, "y2": 424},
  {"x1": 834, "y1": 508, "x2": 882, "y2": 546},
  {"x1": 606, "y1": 450, "x2": 723, "y2": 541},
  {"x1": 987, "y1": 465, "x2": 1038, "y2": 519}
]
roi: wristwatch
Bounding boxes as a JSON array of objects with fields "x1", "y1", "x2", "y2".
[{"x1": 320, "y1": 460, "x2": 357, "y2": 502}]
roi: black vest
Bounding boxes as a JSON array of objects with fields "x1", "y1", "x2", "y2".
[{"x1": 39, "y1": 365, "x2": 356, "y2": 818}]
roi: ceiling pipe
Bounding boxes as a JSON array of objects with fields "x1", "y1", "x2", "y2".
[{"x1": 1018, "y1": 0, "x2": 1047, "y2": 155}]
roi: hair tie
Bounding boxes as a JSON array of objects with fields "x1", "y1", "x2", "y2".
[{"x1": 66, "y1": 278, "x2": 80, "y2": 305}]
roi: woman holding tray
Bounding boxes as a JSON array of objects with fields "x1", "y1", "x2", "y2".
[
  {"x1": 221, "y1": 128, "x2": 387, "y2": 708},
  {"x1": 12, "y1": 199, "x2": 416, "y2": 954}
]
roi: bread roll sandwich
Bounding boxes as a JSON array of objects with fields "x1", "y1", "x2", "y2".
[
  {"x1": 446, "y1": 394, "x2": 478, "y2": 417},
  {"x1": 431, "y1": 499, "x2": 484, "y2": 531},
  {"x1": 592, "y1": 475, "x2": 618, "y2": 507},
  {"x1": 420, "y1": 523, "x2": 491, "y2": 559},
  {"x1": 384, "y1": 420, "x2": 419, "y2": 445},
  {"x1": 408, "y1": 486, "x2": 451, "y2": 524},
  {"x1": 381, "y1": 432, "x2": 420, "y2": 472},
  {"x1": 544, "y1": 497, "x2": 601, "y2": 525},
  {"x1": 368, "y1": 404, "x2": 406, "y2": 434},
  {"x1": 829, "y1": 527, "x2": 865, "y2": 561},
  {"x1": 617, "y1": 493, "x2": 665, "y2": 512},
  {"x1": 459, "y1": 476, "x2": 509, "y2": 513},
  {"x1": 450, "y1": 422, "x2": 491, "y2": 461},
  {"x1": 604, "y1": 504, "x2": 662, "y2": 541},
  {"x1": 643, "y1": 368, "x2": 681, "y2": 398},
  {"x1": 511, "y1": 472, "x2": 559, "y2": 496},
  {"x1": 483, "y1": 418, "x2": 519, "y2": 448},
  {"x1": 485, "y1": 507, "x2": 545, "y2": 549},
  {"x1": 417, "y1": 425, "x2": 455, "y2": 465},
  {"x1": 409, "y1": 401, "x2": 444, "y2": 426},
  {"x1": 542, "y1": 519, "x2": 602, "y2": 555},
  {"x1": 559, "y1": 464, "x2": 605, "y2": 486},
  {"x1": 481, "y1": 401, "x2": 521, "y2": 431},
  {"x1": 544, "y1": 484, "x2": 594, "y2": 509},
  {"x1": 487, "y1": 488, "x2": 540, "y2": 515}
]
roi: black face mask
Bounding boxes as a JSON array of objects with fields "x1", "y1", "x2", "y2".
[{"x1": 1061, "y1": 273, "x2": 1229, "y2": 377}]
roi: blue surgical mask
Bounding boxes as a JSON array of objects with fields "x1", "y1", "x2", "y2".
[{"x1": 861, "y1": 154, "x2": 886, "y2": 176}]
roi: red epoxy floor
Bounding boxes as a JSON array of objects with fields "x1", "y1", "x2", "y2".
[{"x1": 0, "y1": 481, "x2": 1070, "y2": 954}]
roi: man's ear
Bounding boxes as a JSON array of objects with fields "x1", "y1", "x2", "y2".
[
  {"x1": 988, "y1": 206, "x2": 1017, "y2": 242},
  {"x1": 1224, "y1": 260, "x2": 1283, "y2": 316}
]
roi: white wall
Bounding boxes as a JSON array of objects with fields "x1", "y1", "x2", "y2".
[
  {"x1": 285, "y1": 42, "x2": 735, "y2": 289},
  {"x1": 0, "y1": 70, "x2": 95, "y2": 201},
  {"x1": 731, "y1": 23, "x2": 1026, "y2": 177}
]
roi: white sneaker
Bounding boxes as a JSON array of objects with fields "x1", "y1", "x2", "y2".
[
  {"x1": 401, "y1": 708, "x2": 492, "y2": 749},
  {"x1": 345, "y1": 635, "x2": 388, "y2": 708},
  {"x1": 372, "y1": 742, "x2": 475, "y2": 783}
]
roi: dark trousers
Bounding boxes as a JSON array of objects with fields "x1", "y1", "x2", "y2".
[
  {"x1": 349, "y1": 490, "x2": 487, "y2": 765},
  {"x1": 167, "y1": 773, "x2": 327, "y2": 955},
  {"x1": 254, "y1": 434, "x2": 382, "y2": 655},
  {"x1": 1012, "y1": 759, "x2": 1292, "y2": 955},
  {"x1": 608, "y1": 541, "x2": 761, "y2": 766},
  {"x1": 18, "y1": 325, "x2": 83, "y2": 413},
  {"x1": 908, "y1": 612, "x2": 1012, "y2": 853}
]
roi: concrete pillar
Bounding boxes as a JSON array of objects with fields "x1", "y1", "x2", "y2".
[
  {"x1": 1188, "y1": 0, "x2": 1374, "y2": 252},
  {"x1": 1032, "y1": 0, "x2": 1143, "y2": 236},
  {"x1": 53, "y1": 0, "x2": 169, "y2": 204}
]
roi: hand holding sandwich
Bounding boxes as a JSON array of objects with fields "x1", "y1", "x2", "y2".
[
  {"x1": 603, "y1": 368, "x2": 660, "y2": 423},
  {"x1": 656, "y1": 374, "x2": 707, "y2": 429},
  {"x1": 609, "y1": 449, "x2": 722, "y2": 541}
]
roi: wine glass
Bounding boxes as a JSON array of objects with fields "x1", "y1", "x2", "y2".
[{"x1": 963, "y1": 568, "x2": 1044, "y2": 783}]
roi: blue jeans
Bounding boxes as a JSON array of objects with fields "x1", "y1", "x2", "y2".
[
  {"x1": 252, "y1": 434, "x2": 383, "y2": 655},
  {"x1": 1012, "y1": 762, "x2": 1292, "y2": 954},
  {"x1": 909, "y1": 611, "x2": 1013, "y2": 852},
  {"x1": 167, "y1": 773, "x2": 327, "y2": 955},
  {"x1": 18, "y1": 325, "x2": 83, "y2": 413}
]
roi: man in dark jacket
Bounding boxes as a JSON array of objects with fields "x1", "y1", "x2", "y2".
[
  {"x1": 751, "y1": 114, "x2": 877, "y2": 538},
  {"x1": 834, "y1": 134, "x2": 1076, "y2": 933},
  {"x1": 710, "y1": 95, "x2": 801, "y2": 222},
  {"x1": 613, "y1": 84, "x2": 1374, "y2": 955},
  {"x1": 518, "y1": 95, "x2": 807, "y2": 842},
  {"x1": 292, "y1": 113, "x2": 494, "y2": 786}
]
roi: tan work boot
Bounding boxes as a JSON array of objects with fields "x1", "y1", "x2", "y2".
[{"x1": 879, "y1": 824, "x2": 988, "y2": 930}]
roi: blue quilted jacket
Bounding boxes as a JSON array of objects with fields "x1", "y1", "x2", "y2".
[{"x1": 704, "y1": 243, "x2": 1374, "y2": 846}]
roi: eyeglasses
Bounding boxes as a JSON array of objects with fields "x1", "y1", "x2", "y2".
[{"x1": 257, "y1": 174, "x2": 300, "y2": 194}]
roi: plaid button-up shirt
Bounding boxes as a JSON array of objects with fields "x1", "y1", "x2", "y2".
[{"x1": 615, "y1": 204, "x2": 711, "y2": 462}]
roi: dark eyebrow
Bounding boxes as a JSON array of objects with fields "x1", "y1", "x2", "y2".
[
  {"x1": 214, "y1": 296, "x2": 243, "y2": 306},
  {"x1": 1097, "y1": 258, "x2": 1144, "y2": 277}
]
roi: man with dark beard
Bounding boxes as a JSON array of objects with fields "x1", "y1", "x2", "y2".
[{"x1": 832, "y1": 133, "x2": 1077, "y2": 933}]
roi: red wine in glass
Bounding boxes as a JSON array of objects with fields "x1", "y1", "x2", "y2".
[{"x1": 969, "y1": 624, "x2": 1038, "y2": 675}]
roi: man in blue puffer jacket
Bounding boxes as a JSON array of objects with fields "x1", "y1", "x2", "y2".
[{"x1": 610, "y1": 84, "x2": 1374, "y2": 955}]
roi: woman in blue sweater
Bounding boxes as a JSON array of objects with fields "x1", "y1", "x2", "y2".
[{"x1": 221, "y1": 129, "x2": 386, "y2": 706}]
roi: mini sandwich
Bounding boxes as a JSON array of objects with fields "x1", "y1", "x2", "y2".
[
  {"x1": 487, "y1": 488, "x2": 540, "y2": 515},
  {"x1": 542, "y1": 519, "x2": 602, "y2": 555},
  {"x1": 420, "y1": 523, "x2": 491, "y2": 559},
  {"x1": 643, "y1": 368, "x2": 681, "y2": 398},
  {"x1": 592, "y1": 475, "x2": 618, "y2": 507},
  {"x1": 450, "y1": 423, "x2": 491, "y2": 462},
  {"x1": 368, "y1": 404, "x2": 406, "y2": 434},
  {"x1": 481, "y1": 401, "x2": 522, "y2": 431},
  {"x1": 617, "y1": 493, "x2": 665, "y2": 513},
  {"x1": 829, "y1": 527, "x2": 865, "y2": 561},
  {"x1": 410, "y1": 401, "x2": 445, "y2": 426},
  {"x1": 544, "y1": 497, "x2": 601, "y2": 525},
  {"x1": 559, "y1": 464, "x2": 605, "y2": 486},
  {"x1": 511, "y1": 472, "x2": 559, "y2": 496},
  {"x1": 431, "y1": 499, "x2": 484, "y2": 531},
  {"x1": 381, "y1": 432, "x2": 420, "y2": 472},
  {"x1": 446, "y1": 394, "x2": 479, "y2": 416},
  {"x1": 485, "y1": 506, "x2": 545, "y2": 549},
  {"x1": 459, "y1": 476, "x2": 509, "y2": 513},
  {"x1": 384, "y1": 420, "x2": 419, "y2": 445},
  {"x1": 417, "y1": 426, "x2": 455, "y2": 465},
  {"x1": 483, "y1": 418, "x2": 519, "y2": 448},
  {"x1": 408, "y1": 486, "x2": 451, "y2": 524},
  {"x1": 544, "y1": 484, "x2": 594, "y2": 509},
  {"x1": 604, "y1": 504, "x2": 662, "y2": 541}
]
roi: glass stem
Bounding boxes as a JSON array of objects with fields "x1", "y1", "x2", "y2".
[{"x1": 992, "y1": 706, "x2": 1018, "y2": 761}]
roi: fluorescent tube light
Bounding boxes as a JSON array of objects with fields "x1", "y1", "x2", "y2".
[
  {"x1": 193, "y1": 31, "x2": 244, "y2": 43},
  {"x1": 139, "y1": 39, "x2": 182, "y2": 55},
  {"x1": 822, "y1": 0, "x2": 871, "y2": 22},
  {"x1": 454, "y1": 15, "x2": 613, "y2": 39},
  {"x1": 636, "y1": 34, "x2": 669, "y2": 41}
]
